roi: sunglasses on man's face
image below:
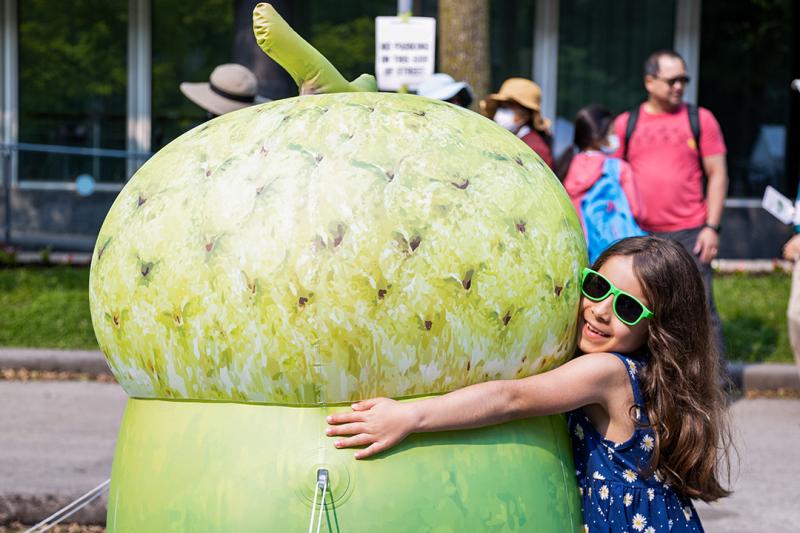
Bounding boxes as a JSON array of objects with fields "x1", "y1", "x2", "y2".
[
  {"x1": 654, "y1": 75, "x2": 690, "y2": 87},
  {"x1": 580, "y1": 268, "x2": 654, "y2": 326}
]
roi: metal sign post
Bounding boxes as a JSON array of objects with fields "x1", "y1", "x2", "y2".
[{"x1": 2, "y1": 144, "x2": 10, "y2": 245}]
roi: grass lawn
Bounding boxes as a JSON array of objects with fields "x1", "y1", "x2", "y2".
[
  {"x1": 0, "y1": 267, "x2": 97, "y2": 349},
  {"x1": 0, "y1": 267, "x2": 794, "y2": 363},
  {"x1": 714, "y1": 272, "x2": 793, "y2": 363}
]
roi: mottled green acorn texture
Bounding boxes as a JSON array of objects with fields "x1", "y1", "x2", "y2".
[{"x1": 89, "y1": 92, "x2": 586, "y2": 405}]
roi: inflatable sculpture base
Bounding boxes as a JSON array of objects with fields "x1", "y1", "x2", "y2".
[{"x1": 107, "y1": 399, "x2": 581, "y2": 531}]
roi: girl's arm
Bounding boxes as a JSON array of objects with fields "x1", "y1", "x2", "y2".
[{"x1": 326, "y1": 352, "x2": 625, "y2": 458}]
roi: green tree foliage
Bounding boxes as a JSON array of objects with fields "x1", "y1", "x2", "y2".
[
  {"x1": 301, "y1": 0, "x2": 394, "y2": 83},
  {"x1": 151, "y1": 0, "x2": 234, "y2": 148},
  {"x1": 18, "y1": 0, "x2": 128, "y2": 143},
  {"x1": 555, "y1": 0, "x2": 675, "y2": 120},
  {"x1": 310, "y1": 17, "x2": 375, "y2": 83}
]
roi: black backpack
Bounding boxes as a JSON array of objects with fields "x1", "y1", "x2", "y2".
[{"x1": 622, "y1": 104, "x2": 706, "y2": 190}]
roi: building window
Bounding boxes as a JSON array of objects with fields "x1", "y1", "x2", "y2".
[
  {"x1": 554, "y1": 0, "x2": 675, "y2": 155},
  {"x1": 699, "y1": 0, "x2": 793, "y2": 198},
  {"x1": 490, "y1": 0, "x2": 536, "y2": 87},
  {"x1": 18, "y1": 0, "x2": 128, "y2": 184},
  {"x1": 151, "y1": 0, "x2": 235, "y2": 150}
]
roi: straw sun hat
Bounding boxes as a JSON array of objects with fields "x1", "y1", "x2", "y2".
[
  {"x1": 180, "y1": 63, "x2": 268, "y2": 116},
  {"x1": 479, "y1": 78, "x2": 551, "y2": 132}
]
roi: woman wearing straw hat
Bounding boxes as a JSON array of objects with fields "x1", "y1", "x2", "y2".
[
  {"x1": 180, "y1": 63, "x2": 269, "y2": 118},
  {"x1": 480, "y1": 78, "x2": 554, "y2": 169}
]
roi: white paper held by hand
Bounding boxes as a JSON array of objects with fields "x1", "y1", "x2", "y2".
[{"x1": 762, "y1": 185, "x2": 797, "y2": 225}]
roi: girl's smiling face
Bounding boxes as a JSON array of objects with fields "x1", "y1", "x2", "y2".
[{"x1": 577, "y1": 255, "x2": 651, "y2": 354}]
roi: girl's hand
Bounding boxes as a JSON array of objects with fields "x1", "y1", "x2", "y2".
[{"x1": 326, "y1": 397, "x2": 418, "y2": 459}]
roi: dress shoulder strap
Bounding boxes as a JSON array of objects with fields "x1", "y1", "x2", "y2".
[{"x1": 609, "y1": 352, "x2": 647, "y2": 420}]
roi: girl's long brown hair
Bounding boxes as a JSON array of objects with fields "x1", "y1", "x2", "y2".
[{"x1": 594, "y1": 236, "x2": 732, "y2": 502}]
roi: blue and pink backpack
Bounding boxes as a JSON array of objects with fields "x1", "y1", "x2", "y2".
[{"x1": 581, "y1": 158, "x2": 646, "y2": 263}]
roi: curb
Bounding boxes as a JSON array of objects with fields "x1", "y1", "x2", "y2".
[
  {"x1": 0, "y1": 348, "x2": 111, "y2": 376},
  {"x1": 0, "y1": 348, "x2": 798, "y2": 392},
  {"x1": 727, "y1": 362, "x2": 800, "y2": 392},
  {"x1": 713, "y1": 258, "x2": 793, "y2": 274}
]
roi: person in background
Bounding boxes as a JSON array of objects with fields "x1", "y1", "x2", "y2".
[
  {"x1": 614, "y1": 50, "x2": 729, "y2": 357},
  {"x1": 783, "y1": 79, "x2": 800, "y2": 369},
  {"x1": 783, "y1": 224, "x2": 800, "y2": 368},
  {"x1": 480, "y1": 78, "x2": 554, "y2": 169},
  {"x1": 416, "y1": 73, "x2": 474, "y2": 108},
  {"x1": 180, "y1": 63, "x2": 268, "y2": 119},
  {"x1": 555, "y1": 104, "x2": 644, "y2": 235}
]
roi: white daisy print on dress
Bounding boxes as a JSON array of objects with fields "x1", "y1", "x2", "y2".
[
  {"x1": 592, "y1": 471, "x2": 606, "y2": 480},
  {"x1": 623, "y1": 493, "x2": 633, "y2": 507},
  {"x1": 623, "y1": 469, "x2": 638, "y2": 482},
  {"x1": 574, "y1": 423, "x2": 584, "y2": 440},
  {"x1": 631, "y1": 513, "x2": 647, "y2": 531},
  {"x1": 599, "y1": 485, "x2": 609, "y2": 500},
  {"x1": 645, "y1": 527, "x2": 656, "y2": 533},
  {"x1": 604, "y1": 443, "x2": 615, "y2": 460},
  {"x1": 640, "y1": 434, "x2": 654, "y2": 452},
  {"x1": 683, "y1": 506, "x2": 693, "y2": 521},
  {"x1": 647, "y1": 487, "x2": 655, "y2": 501},
  {"x1": 627, "y1": 359, "x2": 637, "y2": 376}
]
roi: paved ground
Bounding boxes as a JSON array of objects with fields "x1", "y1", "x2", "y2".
[
  {"x1": 0, "y1": 380, "x2": 798, "y2": 531},
  {"x1": 0, "y1": 381, "x2": 126, "y2": 525},
  {"x1": 696, "y1": 397, "x2": 800, "y2": 531}
]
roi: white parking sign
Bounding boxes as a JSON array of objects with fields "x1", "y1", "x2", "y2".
[{"x1": 375, "y1": 16, "x2": 436, "y2": 91}]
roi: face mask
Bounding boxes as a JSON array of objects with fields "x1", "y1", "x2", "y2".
[
  {"x1": 493, "y1": 108, "x2": 519, "y2": 132},
  {"x1": 601, "y1": 134, "x2": 620, "y2": 154}
]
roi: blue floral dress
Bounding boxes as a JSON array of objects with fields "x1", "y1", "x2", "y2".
[{"x1": 566, "y1": 353, "x2": 704, "y2": 532}]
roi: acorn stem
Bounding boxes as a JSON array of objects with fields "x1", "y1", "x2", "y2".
[{"x1": 252, "y1": 3, "x2": 377, "y2": 95}]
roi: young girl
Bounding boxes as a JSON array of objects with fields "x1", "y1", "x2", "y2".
[
  {"x1": 327, "y1": 236, "x2": 731, "y2": 532},
  {"x1": 555, "y1": 105, "x2": 645, "y2": 234}
]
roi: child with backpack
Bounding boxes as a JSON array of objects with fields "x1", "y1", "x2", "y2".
[
  {"x1": 327, "y1": 236, "x2": 733, "y2": 532},
  {"x1": 555, "y1": 105, "x2": 646, "y2": 262}
]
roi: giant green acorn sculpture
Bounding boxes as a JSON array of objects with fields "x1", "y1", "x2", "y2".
[{"x1": 91, "y1": 4, "x2": 586, "y2": 530}]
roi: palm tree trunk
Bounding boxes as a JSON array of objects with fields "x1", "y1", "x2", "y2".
[{"x1": 437, "y1": 0, "x2": 490, "y2": 109}]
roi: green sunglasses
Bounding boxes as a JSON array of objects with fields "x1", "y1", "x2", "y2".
[{"x1": 581, "y1": 268, "x2": 654, "y2": 326}]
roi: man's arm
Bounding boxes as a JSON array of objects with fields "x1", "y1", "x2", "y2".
[{"x1": 694, "y1": 154, "x2": 728, "y2": 264}]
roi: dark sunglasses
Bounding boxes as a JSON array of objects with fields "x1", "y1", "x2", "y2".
[
  {"x1": 654, "y1": 75, "x2": 690, "y2": 87},
  {"x1": 581, "y1": 268, "x2": 654, "y2": 326}
]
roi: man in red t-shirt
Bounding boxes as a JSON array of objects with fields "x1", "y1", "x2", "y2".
[{"x1": 614, "y1": 50, "x2": 729, "y2": 356}]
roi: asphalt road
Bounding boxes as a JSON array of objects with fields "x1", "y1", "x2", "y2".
[
  {"x1": 0, "y1": 381, "x2": 798, "y2": 531},
  {"x1": 0, "y1": 381, "x2": 125, "y2": 525},
  {"x1": 695, "y1": 396, "x2": 800, "y2": 531}
]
